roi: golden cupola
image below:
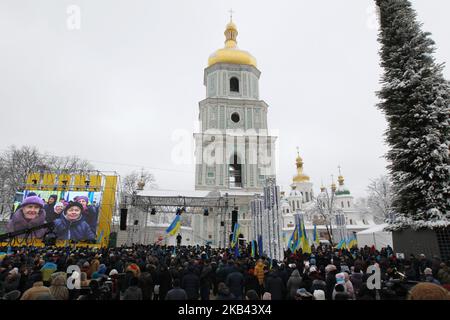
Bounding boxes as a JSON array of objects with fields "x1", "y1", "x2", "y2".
[
  {"x1": 292, "y1": 150, "x2": 310, "y2": 183},
  {"x1": 208, "y1": 19, "x2": 257, "y2": 68}
]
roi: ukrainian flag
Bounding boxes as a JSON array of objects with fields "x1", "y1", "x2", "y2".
[
  {"x1": 313, "y1": 224, "x2": 320, "y2": 246},
  {"x1": 348, "y1": 234, "x2": 358, "y2": 249},
  {"x1": 288, "y1": 225, "x2": 300, "y2": 252},
  {"x1": 166, "y1": 215, "x2": 181, "y2": 236},
  {"x1": 300, "y1": 221, "x2": 311, "y2": 254},
  {"x1": 336, "y1": 238, "x2": 347, "y2": 250},
  {"x1": 231, "y1": 223, "x2": 240, "y2": 248},
  {"x1": 251, "y1": 240, "x2": 256, "y2": 258}
]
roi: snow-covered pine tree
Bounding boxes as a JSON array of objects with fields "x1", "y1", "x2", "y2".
[{"x1": 375, "y1": 0, "x2": 450, "y2": 230}]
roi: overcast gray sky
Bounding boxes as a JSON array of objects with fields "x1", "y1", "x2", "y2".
[{"x1": 0, "y1": 0, "x2": 449, "y2": 198}]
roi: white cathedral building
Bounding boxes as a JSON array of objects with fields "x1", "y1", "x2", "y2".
[
  {"x1": 279, "y1": 151, "x2": 378, "y2": 248},
  {"x1": 116, "y1": 18, "x2": 379, "y2": 248}
]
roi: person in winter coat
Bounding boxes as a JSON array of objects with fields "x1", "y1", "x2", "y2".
[
  {"x1": 350, "y1": 267, "x2": 364, "y2": 296},
  {"x1": 245, "y1": 289, "x2": 260, "y2": 300},
  {"x1": 20, "y1": 274, "x2": 51, "y2": 300},
  {"x1": 199, "y1": 261, "x2": 213, "y2": 300},
  {"x1": 123, "y1": 277, "x2": 143, "y2": 300},
  {"x1": 225, "y1": 263, "x2": 245, "y2": 300},
  {"x1": 286, "y1": 269, "x2": 302, "y2": 300},
  {"x1": 92, "y1": 264, "x2": 107, "y2": 280},
  {"x1": 165, "y1": 278, "x2": 188, "y2": 300},
  {"x1": 343, "y1": 272, "x2": 355, "y2": 299},
  {"x1": 54, "y1": 202, "x2": 95, "y2": 241},
  {"x1": 437, "y1": 263, "x2": 450, "y2": 285},
  {"x1": 44, "y1": 195, "x2": 58, "y2": 223},
  {"x1": 49, "y1": 274, "x2": 69, "y2": 300},
  {"x1": 325, "y1": 264, "x2": 337, "y2": 300},
  {"x1": 254, "y1": 259, "x2": 265, "y2": 296},
  {"x1": 264, "y1": 269, "x2": 285, "y2": 300},
  {"x1": 3, "y1": 269, "x2": 21, "y2": 293},
  {"x1": 7, "y1": 196, "x2": 47, "y2": 238},
  {"x1": 156, "y1": 265, "x2": 172, "y2": 300},
  {"x1": 74, "y1": 195, "x2": 99, "y2": 234},
  {"x1": 46, "y1": 202, "x2": 65, "y2": 223},
  {"x1": 244, "y1": 267, "x2": 259, "y2": 294},
  {"x1": 216, "y1": 282, "x2": 235, "y2": 300},
  {"x1": 423, "y1": 268, "x2": 441, "y2": 285},
  {"x1": 138, "y1": 270, "x2": 153, "y2": 300},
  {"x1": 181, "y1": 266, "x2": 200, "y2": 300}
]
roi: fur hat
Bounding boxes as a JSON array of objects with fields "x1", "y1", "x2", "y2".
[{"x1": 408, "y1": 283, "x2": 450, "y2": 300}]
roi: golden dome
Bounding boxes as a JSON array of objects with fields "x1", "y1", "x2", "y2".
[
  {"x1": 338, "y1": 175, "x2": 344, "y2": 186},
  {"x1": 331, "y1": 182, "x2": 337, "y2": 192},
  {"x1": 293, "y1": 149, "x2": 310, "y2": 183},
  {"x1": 208, "y1": 20, "x2": 257, "y2": 68}
]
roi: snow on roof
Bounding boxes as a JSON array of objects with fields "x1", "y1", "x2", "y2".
[
  {"x1": 356, "y1": 223, "x2": 390, "y2": 234},
  {"x1": 137, "y1": 189, "x2": 210, "y2": 198}
]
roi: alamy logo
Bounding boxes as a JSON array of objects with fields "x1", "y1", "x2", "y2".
[
  {"x1": 66, "y1": 265, "x2": 81, "y2": 290},
  {"x1": 366, "y1": 265, "x2": 381, "y2": 290},
  {"x1": 66, "y1": 5, "x2": 81, "y2": 30}
]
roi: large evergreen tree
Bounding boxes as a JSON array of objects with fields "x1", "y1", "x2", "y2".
[{"x1": 375, "y1": 0, "x2": 450, "y2": 230}]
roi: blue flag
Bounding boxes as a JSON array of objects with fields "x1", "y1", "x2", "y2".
[{"x1": 258, "y1": 235, "x2": 263, "y2": 257}]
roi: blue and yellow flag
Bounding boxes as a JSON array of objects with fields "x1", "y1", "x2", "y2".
[
  {"x1": 347, "y1": 234, "x2": 357, "y2": 249},
  {"x1": 231, "y1": 223, "x2": 240, "y2": 248},
  {"x1": 288, "y1": 225, "x2": 301, "y2": 252},
  {"x1": 251, "y1": 240, "x2": 256, "y2": 258},
  {"x1": 300, "y1": 221, "x2": 311, "y2": 254},
  {"x1": 336, "y1": 238, "x2": 347, "y2": 250},
  {"x1": 166, "y1": 215, "x2": 181, "y2": 236},
  {"x1": 313, "y1": 224, "x2": 320, "y2": 246}
]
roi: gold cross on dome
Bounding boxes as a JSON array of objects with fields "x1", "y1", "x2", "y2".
[{"x1": 229, "y1": 9, "x2": 234, "y2": 21}]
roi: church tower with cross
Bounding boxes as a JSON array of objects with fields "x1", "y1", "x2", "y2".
[{"x1": 194, "y1": 16, "x2": 277, "y2": 192}]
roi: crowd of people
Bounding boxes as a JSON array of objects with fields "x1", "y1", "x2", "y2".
[{"x1": 0, "y1": 243, "x2": 449, "y2": 300}]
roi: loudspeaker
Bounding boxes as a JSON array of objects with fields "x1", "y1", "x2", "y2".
[
  {"x1": 231, "y1": 209, "x2": 238, "y2": 232},
  {"x1": 203, "y1": 208, "x2": 209, "y2": 216},
  {"x1": 120, "y1": 208, "x2": 128, "y2": 231},
  {"x1": 134, "y1": 220, "x2": 139, "y2": 225},
  {"x1": 220, "y1": 221, "x2": 224, "y2": 227},
  {"x1": 150, "y1": 208, "x2": 156, "y2": 215}
]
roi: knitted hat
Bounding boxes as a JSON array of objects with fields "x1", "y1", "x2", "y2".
[
  {"x1": 313, "y1": 290, "x2": 326, "y2": 300},
  {"x1": 424, "y1": 268, "x2": 433, "y2": 276},
  {"x1": 296, "y1": 288, "x2": 313, "y2": 298},
  {"x1": 64, "y1": 201, "x2": 83, "y2": 213},
  {"x1": 21, "y1": 196, "x2": 45, "y2": 208},
  {"x1": 74, "y1": 196, "x2": 89, "y2": 204},
  {"x1": 325, "y1": 264, "x2": 337, "y2": 273},
  {"x1": 109, "y1": 269, "x2": 118, "y2": 276},
  {"x1": 336, "y1": 272, "x2": 346, "y2": 285},
  {"x1": 262, "y1": 292, "x2": 272, "y2": 300}
]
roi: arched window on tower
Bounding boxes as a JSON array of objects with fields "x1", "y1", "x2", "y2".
[
  {"x1": 230, "y1": 77, "x2": 239, "y2": 92},
  {"x1": 228, "y1": 153, "x2": 242, "y2": 188}
]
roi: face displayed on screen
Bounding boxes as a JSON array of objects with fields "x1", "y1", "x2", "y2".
[
  {"x1": 22, "y1": 204, "x2": 40, "y2": 220},
  {"x1": 77, "y1": 198, "x2": 87, "y2": 209},
  {"x1": 66, "y1": 206, "x2": 81, "y2": 221},
  {"x1": 54, "y1": 204, "x2": 64, "y2": 214}
]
